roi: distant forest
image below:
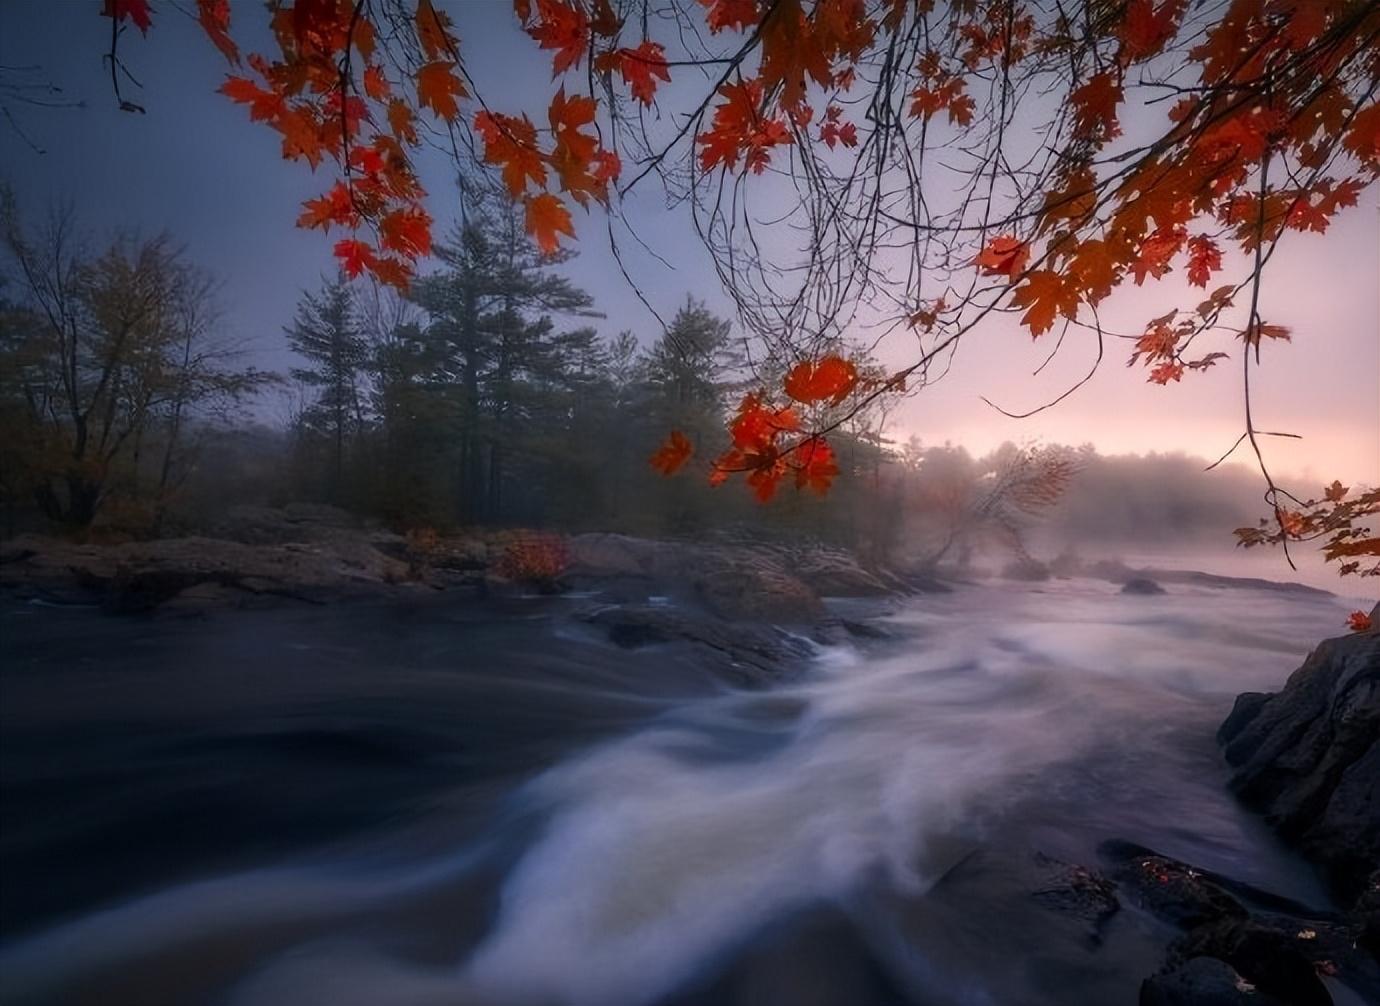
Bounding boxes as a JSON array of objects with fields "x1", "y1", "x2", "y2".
[{"x1": 1, "y1": 190, "x2": 1273, "y2": 561}]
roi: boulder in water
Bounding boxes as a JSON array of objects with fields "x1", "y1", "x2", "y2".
[
  {"x1": 1140, "y1": 956, "x2": 1288, "y2": 1006},
  {"x1": 1218, "y1": 611, "x2": 1380, "y2": 907},
  {"x1": 1120, "y1": 577, "x2": 1166, "y2": 595}
]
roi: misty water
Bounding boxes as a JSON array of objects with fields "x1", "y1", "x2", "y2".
[{"x1": 0, "y1": 574, "x2": 1372, "y2": 1006}]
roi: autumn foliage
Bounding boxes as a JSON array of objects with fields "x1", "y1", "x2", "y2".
[{"x1": 100, "y1": 0, "x2": 1380, "y2": 568}]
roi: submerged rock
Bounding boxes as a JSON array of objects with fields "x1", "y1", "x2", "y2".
[
  {"x1": 1027, "y1": 852, "x2": 1120, "y2": 942},
  {"x1": 1218, "y1": 610, "x2": 1380, "y2": 906},
  {"x1": 1140, "y1": 956, "x2": 1288, "y2": 1006},
  {"x1": 1120, "y1": 577, "x2": 1166, "y2": 595},
  {"x1": 1161, "y1": 919, "x2": 1333, "y2": 1006}
]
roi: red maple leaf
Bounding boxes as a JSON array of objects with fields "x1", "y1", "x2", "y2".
[
  {"x1": 528, "y1": 0, "x2": 589, "y2": 76},
  {"x1": 974, "y1": 235, "x2": 1029, "y2": 279},
  {"x1": 783, "y1": 356, "x2": 859, "y2": 406},
  {"x1": 649, "y1": 429, "x2": 694, "y2": 475},
  {"x1": 525, "y1": 192, "x2": 575, "y2": 254},
  {"x1": 102, "y1": 0, "x2": 152, "y2": 34}
]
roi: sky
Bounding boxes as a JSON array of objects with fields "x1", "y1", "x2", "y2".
[{"x1": 1, "y1": 0, "x2": 1377, "y2": 489}]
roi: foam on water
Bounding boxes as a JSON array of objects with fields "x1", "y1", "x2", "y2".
[{"x1": 0, "y1": 577, "x2": 1364, "y2": 1006}]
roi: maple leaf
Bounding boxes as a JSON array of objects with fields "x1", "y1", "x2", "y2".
[
  {"x1": 1069, "y1": 239, "x2": 1121, "y2": 303},
  {"x1": 363, "y1": 64, "x2": 390, "y2": 100},
  {"x1": 1011, "y1": 270, "x2": 1080, "y2": 336},
  {"x1": 1070, "y1": 71, "x2": 1122, "y2": 140},
  {"x1": 416, "y1": 61, "x2": 465, "y2": 121},
  {"x1": 1117, "y1": 0, "x2": 1183, "y2": 65},
  {"x1": 1148, "y1": 361, "x2": 1184, "y2": 384},
  {"x1": 1185, "y1": 235, "x2": 1221, "y2": 287},
  {"x1": 334, "y1": 238, "x2": 377, "y2": 278},
  {"x1": 697, "y1": 79, "x2": 792, "y2": 174},
  {"x1": 783, "y1": 356, "x2": 859, "y2": 405},
  {"x1": 388, "y1": 99, "x2": 418, "y2": 144},
  {"x1": 1240, "y1": 321, "x2": 1291, "y2": 347},
  {"x1": 1324, "y1": 480, "x2": 1349, "y2": 502},
  {"x1": 1132, "y1": 225, "x2": 1186, "y2": 284},
  {"x1": 948, "y1": 93, "x2": 975, "y2": 127},
  {"x1": 219, "y1": 76, "x2": 283, "y2": 122},
  {"x1": 975, "y1": 235, "x2": 1029, "y2": 279},
  {"x1": 415, "y1": 0, "x2": 457, "y2": 60},
  {"x1": 297, "y1": 182, "x2": 358, "y2": 231},
  {"x1": 102, "y1": 0, "x2": 152, "y2": 34},
  {"x1": 1348, "y1": 610, "x2": 1374, "y2": 633},
  {"x1": 700, "y1": 0, "x2": 758, "y2": 33},
  {"x1": 747, "y1": 458, "x2": 787, "y2": 503},
  {"x1": 474, "y1": 111, "x2": 547, "y2": 196},
  {"x1": 793, "y1": 437, "x2": 838, "y2": 495},
  {"x1": 196, "y1": 0, "x2": 239, "y2": 63},
  {"x1": 379, "y1": 207, "x2": 433, "y2": 258},
  {"x1": 600, "y1": 41, "x2": 670, "y2": 105},
  {"x1": 528, "y1": 0, "x2": 589, "y2": 76},
  {"x1": 525, "y1": 192, "x2": 575, "y2": 254},
  {"x1": 649, "y1": 429, "x2": 693, "y2": 475},
  {"x1": 1342, "y1": 101, "x2": 1380, "y2": 165},
  {"x1": 819, "y1": 106, "x2": 858, "y2": 148}
]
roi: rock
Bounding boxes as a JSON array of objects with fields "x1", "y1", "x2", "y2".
[
  {"x1": 1100, "y1": 842, "x2": 1246, "y2": 929},
  {"x1": 210, "y1": 503, "x2": 361, "y2": 544},
  {"x1": 1001, "y1": 557, "x2": 1050, "y2": 581},
  {"x1": 0, "y1": 533, "x2": 413, "y2": 612},
  {"x1": 1121, "y1": 577, "x2": 1166, "y2": 595},
  {"x1": 792, "y1": 551, "x2": 894, "y2": 597},
  {"x1": 693, "y1": 562, "x2": 823, "y2": 622},
  {"x1": 1028, "y1": 852, "x2": 1120, "y2": 942},
  {"x1": 1218, "y1": 625, "x2": 1380, "y2": 906},
  {"x1": 581, "y1": 603, "x2": 813, "y2": 685},
  {"x1": 1217, "y1": 692, "x2": 1270, "y2": 744},
  {"x1": 1162, "y1": 919, "x2": 1333, "y2": 1006},
  {"x1": 1140, "y1": 957, "x2": 1287, "y2": 1006}
]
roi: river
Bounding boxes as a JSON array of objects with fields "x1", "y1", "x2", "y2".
[{"x1": 0, "y1": 574, "x2": 1371, "y2": 1005}]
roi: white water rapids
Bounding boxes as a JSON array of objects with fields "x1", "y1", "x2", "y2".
[{"x1": 0, "y1": 576, "x2": 1370, "y2": 1006}]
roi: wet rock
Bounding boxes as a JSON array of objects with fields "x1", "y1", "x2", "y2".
[
  {"x1": 1100, "y1": 841, "x2": 1246, "y2": 929},
  {"x1": 1027, "y1": 852, "x2": 1120, "y2": 941},
  {"x1": 1163, "y1": 919, "x2": 1332, "y2": 1006},
  {"x1": 581, "y1": 604, "x2": 814, "y2": 685},
  {"x1": 693, "y1": 562, "x2": 823, "y2": 623},
  {"x1": 1140, "y1": 956, "x2": 1287, "y2": 1006},
  {"x1": 1120, "y1": 577, "x2": 1166, "y2": 595},
  {"x1": 1218, "y1": 620, "x2": 1380, "y2": 906},
  {"x1": 792, "y1": 550, "x2": 895, "y2": 597},
  {"x1": 1001, "y1": 557, "x2": 1050, "y2": 581}
]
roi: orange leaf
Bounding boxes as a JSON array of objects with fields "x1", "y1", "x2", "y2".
[
  {"x1": 102, "y1": 0, "x2": 152, "y2": 34},
  {"x1": 363, "y1": 64, "x2": 390, "y2": 100},
  {"x1": 1347, "y1": 610, "x2": 1373, "y2": 632},
  {"x1": 528, "y1": 0, "x2": 589, "y2": 76},
  {"x1": 1185, "y1": 235, "x2": 1221, "y2": 287},
  {"x1": 1070, "y1": 71, "x2": 1122, "y2": 140},
  {"x1": 783, "y1": 355, "x2": 859, "y2": 405},
  {"x1": 379, "y1": 207, "x2": 433, "y2": 258},
  {"x1": 474, "y1": 111, "x2": 547, "y2": 196},
  {"x1": 196, "y1": 0, "x2": 238, "y2": 63},
  {"x1": 334, "y1": 238, "x2": 377, "y2": 278},
  {"x1": 1011, "y1": 270, "x2": 1080, "y2": 337},
  {"x1": 701, "y1": 0, "x2": 758, "y2": 33},
  {"x1": 417, "y1": 61, "x2": 465, "y2": 121},
  {"x1": 415, "y1": 0, "x2": 456, "y2": 60},
  {"x1": 975, "y1": 235, "x2": 1029, "y2": 279},
  {"x1": 649, "y1": 429, "x2": 694, "y2": 475},
  {"x1": 793, "y1": 437, "x2": 838, "y2": 495},
  {"x1": 600, "y1": 41, "x2": 670, "y2": 105},
  {"x1": 524, "y1": 192, "x2": 575, "y2": 254}
]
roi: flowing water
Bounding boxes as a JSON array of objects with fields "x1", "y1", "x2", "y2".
[{"x1": 0, "y1": 576, "x2": 1372, "y2": 1006}]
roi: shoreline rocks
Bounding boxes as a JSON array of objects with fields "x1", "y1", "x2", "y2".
[{"x1": 1217, "y1": 605, "x2": 1380, "y2": 910}]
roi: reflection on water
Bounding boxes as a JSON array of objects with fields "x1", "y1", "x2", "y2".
[{"x1": 0, "y1": 578, "x2": 1367, "y2": 1006}]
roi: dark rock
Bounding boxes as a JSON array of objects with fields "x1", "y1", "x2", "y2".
[
  {"x1": 1120, "y1": 577, "x2": 1166, "y2": 595},
  {"x1": 1163, "y1": 919, "x2": 1333, "y2": 1006},
  {"x1": 581, "y1": 604, "x2": 814, "y2": 685},
  {"x1": 1028, "y1": 852, "x2": 1120, "y2": 942},
  {"x1": 1103, "y1": 847, "x2": 1247, "y2": 929},
  {"x1": 1140, "y1": 956, "x2": 1287, "y2": 1006},
  {"x1": 1217, "y1": 691, "x2": 1270, "y2": 745},
  {"x1": 1218, "y1": 625, "x2": 1380, "y2": 905},
  {"x1": 1001, "y1": 557, "x2": 1050, "y2": 581}
]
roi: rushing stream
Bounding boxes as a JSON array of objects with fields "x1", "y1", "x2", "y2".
[{"x1": 0, "y1": 576, "x2": 1371, "y2": 1005}]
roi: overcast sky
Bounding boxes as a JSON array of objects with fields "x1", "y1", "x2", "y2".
[{"x1": 2, "y1": 0, "x2": 1376, "y2": 489}]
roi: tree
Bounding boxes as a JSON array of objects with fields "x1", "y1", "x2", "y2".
[
  {"x1": 286, "y1": 275, "x2": 369, "y2": 501},
  {"x1": 101, "y1": 0, "x2": 1380, "y2": 574},
  {"x1": 0, "y1": 190, "x2": 268, "y2": 529}
]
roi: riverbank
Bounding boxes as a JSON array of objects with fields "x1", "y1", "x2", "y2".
[{"x1": 0, "y1": 522, "x2": 1376, "y2": 1005}]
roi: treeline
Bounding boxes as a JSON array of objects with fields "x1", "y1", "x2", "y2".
[{"x1": 0, "y1": 189, "x2": 1283, "y2": 564}]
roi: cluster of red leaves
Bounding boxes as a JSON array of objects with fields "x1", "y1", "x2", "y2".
[
  {"x1": 1347, "y1": 610, "x2": 1373, "y2": 633},
  {"x1": 649, "y1": 353, "x2": 861, "y2": 502},
  {"x1": 494, "y1": 530, "x2": 570, "y2": 583},
  {"x1": 1235, "y1": 481, "x2": 1380, "y2": 578}
]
